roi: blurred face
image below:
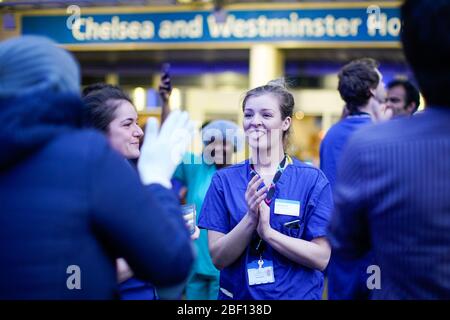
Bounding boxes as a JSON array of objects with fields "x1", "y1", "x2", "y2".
[
  {"x1": 386, "y1": 85, "x2": 412, "y2": 117},
  {"x1": 369, "y1": 69, "x2": 387, "y2": 119},
  {"x1": 203, "y1": 139, "x2": 234, "y2": 166},
  {"x1": 243, "y1": 94, "x2": 291, "y2": 151},
  {"x1": 373, "y1": 69, "x2": 387, "y2": 104},
  {"x1": 107, "y1": 100, "x2": 144, "y2": 159}
]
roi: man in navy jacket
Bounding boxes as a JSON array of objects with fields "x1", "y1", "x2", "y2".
[
  {"x1": 0, "y1": 36, "x2": 194, "y2": 299},
  {"x1": 328, "y1": 0, "x2": 450, "y2": 299}
]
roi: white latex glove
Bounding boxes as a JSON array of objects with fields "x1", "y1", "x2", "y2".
[{"x1": 138, "y1": 110, "x2": 195, "y2": 188}]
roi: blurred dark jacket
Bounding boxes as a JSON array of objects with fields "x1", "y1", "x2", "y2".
[
  {"x1": 0, "y1": 92, "x2": 193, "y2": 299},
  {"x1": 329, "y1": 106, "x2": 450, "y2": 299}
]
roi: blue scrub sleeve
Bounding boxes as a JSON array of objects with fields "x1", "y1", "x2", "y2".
[
  {"x1": 89, "y1": 139, "x2": 194, "y2": 287},
  {"x1": 328, "y1": 137, "x2": 370, "y2": 259},
  {"x1": 198, "y1": 173, "x2": 231, "y2": 234},
  {"x1": 304, "y1": 173, "x2": 334, "y2": 241}
]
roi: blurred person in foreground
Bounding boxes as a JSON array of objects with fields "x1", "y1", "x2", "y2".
[
  {"x1": 0, "y1": 36, "x2": 195, "y2": 299},
  {"x1": 328, "y1": 0, "x2": 450, "y2": 299}
]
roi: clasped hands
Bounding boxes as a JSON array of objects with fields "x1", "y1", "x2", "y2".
[{"x1": 245, "y1": 174, "x2": 272, "y2": 239}]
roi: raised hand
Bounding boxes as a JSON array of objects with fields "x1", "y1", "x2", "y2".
[
  {"x1": 159, "y1": 63, "x2": 172, "y2": 124},
  {"x1": 138, "y1": 110, "x2": 195, "y2": 188},
  {"x1": 159, "y1": 63, "x2": 172, "y2": 103}
]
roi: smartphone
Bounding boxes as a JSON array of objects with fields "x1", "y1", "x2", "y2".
[
  {"x1": 160, "y1": 63, "x2": 172, "y2": 92},
  {"x1": 283, "y1": 219, "x2": 300, "y2": 229}
]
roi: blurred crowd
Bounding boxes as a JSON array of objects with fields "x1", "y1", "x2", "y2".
[{"x1": 0, "y1": 0, "x2": 449, "y2": 300}]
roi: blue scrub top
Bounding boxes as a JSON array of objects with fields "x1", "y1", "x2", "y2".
[
  {"x1": 198, "y1": 157, "x2": 333, "y2": 300},
  {"x1": 320, "y1": 114, "x2": 372, "y2": 188}
]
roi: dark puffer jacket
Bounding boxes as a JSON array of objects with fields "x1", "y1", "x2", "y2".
[{"x1": 0, "y1": 92, "x2": 193, "y2": 299}]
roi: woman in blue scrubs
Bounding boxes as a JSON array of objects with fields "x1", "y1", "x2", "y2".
[{"x1": 198, "y1": 79, "x2": 333, "y2": 300}]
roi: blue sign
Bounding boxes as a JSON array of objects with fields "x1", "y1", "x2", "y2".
[{"x1": 21, "y1": 7, "x2": 401, "y2": 45}]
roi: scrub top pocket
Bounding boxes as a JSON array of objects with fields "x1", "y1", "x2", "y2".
[{"x1": 277, "y1": 218, "x2": 304, "y2": 239}]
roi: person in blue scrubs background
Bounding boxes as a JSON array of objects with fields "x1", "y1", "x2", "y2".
[
  {"x1": 198, "y1": 79, "x2": 333, "y2": 300},
  {"x1": 320, "y1": 58, "x2": 387, "y2": 300},
  {"x1": 173, "y1": 120, "x2": 243, "y2": 300},
  {"x1": 320, "y1": 58, "x2": 387, "y2": 188}
]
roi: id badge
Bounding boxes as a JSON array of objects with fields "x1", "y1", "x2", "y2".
[
  {"x1": 274, "y1": 199, "x2": 300, "y2": 217},
  {"x1": 247, "y1": 259, "x2": 275, "y2": 286}
]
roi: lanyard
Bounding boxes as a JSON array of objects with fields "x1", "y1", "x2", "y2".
[
  {"x1": 249, "y1": 155, "x2": 292, "y2": 257},
  {"x1": 249, "y1": 155, "x2": 291, "y2": 205}
]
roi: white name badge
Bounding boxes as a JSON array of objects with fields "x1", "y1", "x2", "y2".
[
  {"x1": 247, "y1": 259, "x2": 275, "y2": 286},
  {"x1": 274, "y1": 199, "x2": 300, "y2": 217}
]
